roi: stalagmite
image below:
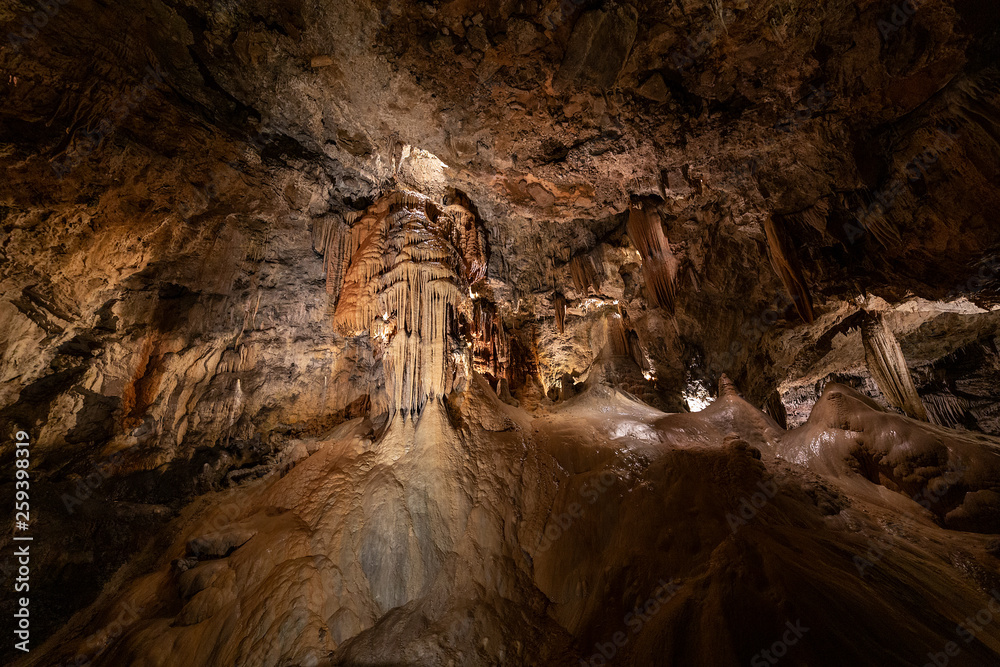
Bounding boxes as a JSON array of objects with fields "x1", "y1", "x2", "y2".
[
  {"x1": 496, "y1": 377, "x2": 518, "y2": 406},
  {"x1": 861, "y1": 311, "x2": 929, "y2": 421},
  {"x1": 764, "y1": 214, "x2": 814, "y2": 323},
  {"x1": 627, "y1": 205, "x2": 678, "y2": 313},
  {"x1": 717, "y1": 373, "x2": 740, "y2": 398},
  {"x1": 558, "y1": 372, "x2": 577, "y2": 401},
  {"x1": 11, "y1": 6, "x2": 1000, "y2": 667}
]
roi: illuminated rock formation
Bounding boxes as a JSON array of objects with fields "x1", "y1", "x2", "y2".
[
  {"x1": 627, "y1": 205, "x2": 678, "y2": 314},
  {"x1": 861, "y1": 311, "x2": 929, "y2": 421},
  {"x1": 331, "y1": 191, "x2": 487, "y2": 419},
  {"x1": 469, "y1": 297, "x2": 509, "y2": 382},
  {"x1": 570, "y1": 252, "x2": 604, "y2": 296}
]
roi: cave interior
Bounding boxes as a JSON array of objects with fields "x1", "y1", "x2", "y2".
[{"x1": 2, "y1": 0, "x2": 1000, "y2": 665}]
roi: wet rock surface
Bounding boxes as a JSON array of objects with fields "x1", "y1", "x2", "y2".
[{"x1": 11, "y1": 378, "x2": 1000, "y2": 667}]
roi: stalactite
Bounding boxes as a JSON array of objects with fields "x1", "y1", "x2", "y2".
[
  {"x1": 570, "y1": 250, "x2": 604, "y2": 295},
  {"x1": 856, "y1": 198, "x2": 902, "y2": 248},
  {"x1": 924, "y1": 392, "x2": 968, "y2": 428},
  {"x1": 553, "y1": 292, "x2": 567, "y2": 333},
  {"x1": 605, "y1": 308, "x2": 646, "y2": 370},
  {"x1": 332, "y1": 190, "x2": 493, "y2": 420},
  {"x1": 764, "y1": 214, "x2": 815, "y2": 323},
  {"x1": 506, "y1": 335, "x2": 536, "y2": 394},
  {"x1": 218, "y1": 344, "x2": 254, "y2": 374},
  {"x1": 246, "y1": 231, "x2": 268, "y2": 264},
  {"x1": 796, "y1": 198, "x2": 831, "y2": 234},
  {"x1": 311, "y1": 216, "x2": 353, "y2": 301},
  {"x1": 626, "y1": 329, "x2": 646, "y2": 371},
  {"x1": 442, "y1": 204, "x2": 487, "y2": 285},
  {"x1": 470, "y1": 298, "x2": 509, "y2": 380},
  {"x1": 764, "y1": 389, "x2": 788, "y2": 429},
  {"x1": 688, "y1": 266, "x2": 701, "y2": 292},
  {"x1": 608, "y1": 313, "x2": 629, "y2": 356},
  {"x1": 627, "y1": 206, "x2": 678, "y2": 313},
  {"x1": 861, "y1": 311, "x2": 928, "y2": 421}
]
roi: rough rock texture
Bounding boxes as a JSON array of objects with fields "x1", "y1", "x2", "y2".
[
  {"x1": 15, "y1": 378, "x2": 1000, "y2": 667},
  {"x1": 1, "y1": 0, "x2": 1000, "y2": 664}
]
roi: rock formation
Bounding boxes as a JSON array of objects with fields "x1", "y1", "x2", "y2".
[
  {"x1": 2, "y1": 0, "x2": 1000, "y2": 665},
  {"x1": 332, "y1": 191, "x2": 487, "y2": 419},
  {"x1": 861, "y1": 310, "x2": 929, "y2": 421}
]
